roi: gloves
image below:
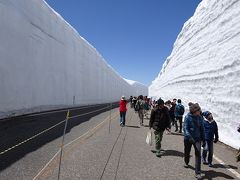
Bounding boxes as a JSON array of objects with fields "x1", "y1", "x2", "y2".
[
  {"x1": 189, "y1": 138, "x2": 195, "y2": 144},
  {"x1": 214, "y1": 138, "x2": 218, "y2": 143}
]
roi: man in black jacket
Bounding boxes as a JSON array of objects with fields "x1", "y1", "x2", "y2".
[{"x1": 149, "y1": 98, "x2": 171, "y2": 157}]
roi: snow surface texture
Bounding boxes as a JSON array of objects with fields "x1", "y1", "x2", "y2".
[
  {"x1": 0, "y1": 0, "x2": 148, "y2": 118},
  {"x1": 149, "y1": 0, "x2": 240, "y2": 149},
  {"x1": 124, "y1": 79, "x2": 148, "y2": 96}
]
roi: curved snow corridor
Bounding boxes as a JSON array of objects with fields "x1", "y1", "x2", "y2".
[
  {"x1": 149, "y1": 0, "x2": 240, "y2": 149},
  {"x1": 0, "y1": 0, "x2": 147, "y2": 118}
]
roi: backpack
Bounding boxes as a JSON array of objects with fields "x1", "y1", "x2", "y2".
[
  {"x1": 143, "y1": 102, "x2": 150, "y2": 110},
  {"x1": 178, "y1": 105, "x2": 185, "y2": 115},
  {"x1": 135, "y1": 101, "x2": 140, "y2": 111},
  {"x1": 135, "y1": 100, "x2": 144, "y2": 111}
]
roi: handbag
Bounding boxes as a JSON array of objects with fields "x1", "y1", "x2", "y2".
[{"x1": 146, "y1": 130, "x2": 152, "y2": 146}]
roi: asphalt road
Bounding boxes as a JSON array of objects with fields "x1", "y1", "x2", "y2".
[
  {"x1": 40, "y1": 108, "x2": 240, "y2": 180},
  {"x1": 0, "y1": 102, "x2": 119, "y2": 179},
  {"x1": 0, "y1": 106, "x2": 239, "y2": 180}
]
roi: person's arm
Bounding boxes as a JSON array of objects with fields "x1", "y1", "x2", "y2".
[
  {"x1": 184, "y1": 116, "x2": 193, "y2": 139},
  {"x1": 214, "y1": 122, "x2": 219, "y2": 143},
  {"x1": 200, "y1": 117, "x2": 206, "y2": 142},
  {"x1": 149, "y1": 109, "x2": 155, "y2": 129},
  {"x1": 165, "y1": 108, "x2": 171, "y2": 129}
]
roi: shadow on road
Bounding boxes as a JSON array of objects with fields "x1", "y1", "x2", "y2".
[
  {"x1": 184, "y1": 164, "x2": 235, "y2": 179},
  {"x1": 162, "y1": 150, "x2": 185, "y2": 157},
  {"x1": 0, "y1": 103, "x2": 118, "y2": 171},
  {"x1": 170, "y1": 132, "x2": 184, "y2": 136},
  {"x1": 202, "y1": 170, "x2": 234, "y2": 179},
  {"x1": 211, "y1": 163, "x2": 238, "y2": 169},
  {"x1": 125, "y1": 125, "x2": 140, "y2": 128}
]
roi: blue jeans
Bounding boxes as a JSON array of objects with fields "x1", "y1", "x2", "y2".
[{"x1": 120, "y1": 111, "x2": 126, "y2": 125}]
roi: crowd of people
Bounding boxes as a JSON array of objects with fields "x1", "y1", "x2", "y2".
[{"x1": 118, "y1": 95, "x2": 237, "y2": 180}]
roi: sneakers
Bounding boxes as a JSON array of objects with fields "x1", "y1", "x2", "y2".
[
  {"x1": 195, "y1": 174, "x2": 202, "y2": 179},
  {"x1": 202, "y1": 159, "x2": 208, "y2": 165},
  {"x1": 156, "y1": 153, "x2": 161, "y2": 157},
  {"x1": 184, "y1": 164, "x2": 189, "y2": 168},
  {"x1": 208, "y1": 163, "x2": 213, "y2": 167},
  {"x1": 156, "y1": 150, "x2": 161, "y2": 157},
  {"x1": 151, "y1": 150, "x2": 156, "y2": 153}
]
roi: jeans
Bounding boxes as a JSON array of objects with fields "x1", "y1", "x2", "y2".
[
  {"x1": 120, "y1": 111, "x2": 126, "y2": 125},
  {"x1": 202, "y1": 140, "x2": 214, "y2": 164},
  {"x1": 184, "y1": 139, "x2": 201, "y2": 174}
]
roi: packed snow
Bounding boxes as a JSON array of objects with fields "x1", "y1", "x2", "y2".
[
  {"x1": 149, "y1": 0, "x2": 240, "y2": 149},
  {"x1": 0, "y1": 0, "x2": 147, "y2": 119}
]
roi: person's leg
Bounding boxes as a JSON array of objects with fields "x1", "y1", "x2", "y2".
[
  {"x1": 139, "y1": 109, "x2": 143, "y2": 125},
  {"x1": 122, "y1": 111, "x2": 126, "y2": 126},
  {"x1": 171, "y1": 116, "x2": 175, "y2": 126},
  {"x1": 179, "y1": 116, "x2": 183, "y2": 133},
  {"x1": 154, "y1": 130, "x2": 161, "y2": 156},
  {"x1": 120, "y1": 112, "x2": 123, "y2": 125},
  {"x1": 175, "y1": 117, "x2": 179, "y2": 132},
  {"x1": 194, "y1": 141, "x2": 201, "y2": 175},
  {"x1": 208, "y1": 140, "x2": 214, "y2": 166},
  {"x1": 202, "y1": 148, "x2": 208, "y2": 164},
  {"x1": 184, "y1": 139, "x2": 192, "y2": 166}
]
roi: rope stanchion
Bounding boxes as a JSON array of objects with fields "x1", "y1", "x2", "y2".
[
  {"x1": 0, "y1": 106, "x2": 109, "y2": 156},
  {"x1": 57, "y1": 110, "x2": 70, "y2": 180},
  {"x1": 108, "y1": 103, "x2": 112, "y2": 134}
]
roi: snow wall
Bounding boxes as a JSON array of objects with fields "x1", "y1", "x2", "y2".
[
  {"x1": 0, "y1": 0, "x2": 148, "y2": 119},
  {"x1": 149, "y1": 0, "x2": 240, "y2": 149}
]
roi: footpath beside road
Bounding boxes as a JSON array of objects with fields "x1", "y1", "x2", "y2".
[{"x1": 40, "y1": 107, "x2": 240, "y2": 180}]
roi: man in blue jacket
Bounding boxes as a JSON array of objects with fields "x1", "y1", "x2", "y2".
[
  {"x1": 183, "y1": 103, "x2": 205, "y2": 179},
  {"x1": 201, "y1": 111, "x2": 219, "y2": 167},
  {"x1": 175, "y1": 99, "x2": 185, "y2": 133}
]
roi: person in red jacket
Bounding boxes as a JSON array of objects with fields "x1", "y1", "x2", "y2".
[{"x1": 119, "y1": 96, "x2": 127, "y2": 126}]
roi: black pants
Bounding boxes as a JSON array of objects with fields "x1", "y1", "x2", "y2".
[
  {"x1": 184, "y1": 139, "x2": 201, "y2": 175},
  {"x1": 175, "y1": 116, "x2": 183, "y2": 132}
]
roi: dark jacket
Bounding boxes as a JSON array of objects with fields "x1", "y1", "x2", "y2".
[
  {"x1": 203, "y1": 119, "x2": 218, "y2": 141},
  {"x1": 169, "y1": 103, "x2": 176, "y2": 119},
  {"x1": 175, "y1": 103, "x2": 185, "y2": 118},
  {"x1": 184, "y1": 113, "x2": 205, "y2": 142},
  {"x1": 149, "y1": 106, "x2": 171, "y2": 131}
]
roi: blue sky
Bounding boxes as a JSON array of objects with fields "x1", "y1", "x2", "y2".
[{"x1": 45, "y1": 0, "x2": 201, "y2": 86}]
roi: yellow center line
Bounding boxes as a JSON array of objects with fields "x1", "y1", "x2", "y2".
[
  {"x1": 32, "y1": 110, "x2": 119, "y2": 180},
  {"x1": 0, "y1": 106, "x2": 110, "y2": 155}
]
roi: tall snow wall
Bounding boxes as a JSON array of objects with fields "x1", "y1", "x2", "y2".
[
  {"x1": 149, "y1": 0, "x2": 240, "y2": 149},
  {"x1": 0, "y1": 0, "x2": 148, "y2": 118}
]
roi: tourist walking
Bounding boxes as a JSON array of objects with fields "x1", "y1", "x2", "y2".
[
  {"x1": 135, "y1": 95, "x2": 145, "y2": 126},
  {"x1": 175, "y1": 99, "x2": 185, "y2": 133},
  {"x1": 201, "y1": 111, "x2": 219, "y2": 167},
  {"x1": 149, "y1": 99, "x2": 171, "y2": 157},
  {"x1": 169, "y1": 98, "x2": 177, "y2": 127},
  {"x1": 183, "y1": 103, "x2": 205, "y2": 179},
  {"x1": 119, "y1": 96, "x2": 127, "y2": 127}
]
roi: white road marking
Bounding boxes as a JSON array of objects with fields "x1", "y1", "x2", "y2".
[{"x1": 213, "y1": 154, "x2": 240, "y2": 179}]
